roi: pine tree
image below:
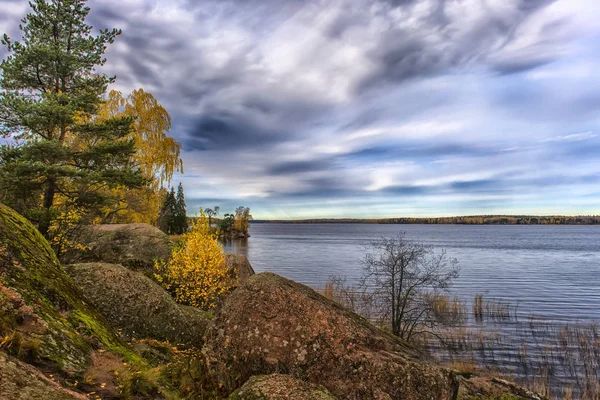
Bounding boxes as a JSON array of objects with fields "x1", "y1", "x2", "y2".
[
  {"x1": 0, "y1": 0, "x2": 144, "y2": 236},
  {"x1": 174, "y1": 183, "x2": 187, "y2": 234},
  {"x1": 158, "y1": 187, "x2": 176, "y2": 234}
]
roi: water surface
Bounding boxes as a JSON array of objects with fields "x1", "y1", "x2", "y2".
[{"x1": 223, "y1": 223, "x2": 600, "y2": 322}]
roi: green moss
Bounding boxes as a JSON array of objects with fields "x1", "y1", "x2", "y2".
[
  {"x1": 118, "y1": 369, "x2": 162, "y2": 399},
  {"x1": 0, "y1": 204, "x2": 142, "y2": 375}
]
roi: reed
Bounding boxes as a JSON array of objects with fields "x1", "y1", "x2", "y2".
[
  {"x1": 431, "y1": 318, "x2": 600, "y2": 399},
  {"x1": 473, "y1": 294, "x2": 483, "y2": 321},
  {"x1": 316, "y1": 280, "x2": 599, "y2": 398},
  {"x1": 322, "y1": 282, "x2": 334, "y2": 301}
]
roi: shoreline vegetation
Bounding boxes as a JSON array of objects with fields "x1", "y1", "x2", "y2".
[
  {"x1": 252, "y1": 215, "x2": 600, "y2": 225},
  {"x1": 317, "y1": 284, "x2": 600, "y2": 399}
]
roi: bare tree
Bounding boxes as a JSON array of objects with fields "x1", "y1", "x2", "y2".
[{"x1": 361, "y1": 233, "x2": 459, "y2": 341}]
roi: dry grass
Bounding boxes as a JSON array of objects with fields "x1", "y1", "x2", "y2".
[
  {"x1": 472, "y1": 294, "x2": 517, "y2": 322},
  {"x1": 317, "y1": 279, "x2": 599, "y2": 399},
  {"x1": 430, "y1": 316, "x2": 600, "y2": 399}
]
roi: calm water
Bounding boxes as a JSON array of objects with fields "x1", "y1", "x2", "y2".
[{"x1": 223, "y1": 223, "x2": 600, "y2": 322}]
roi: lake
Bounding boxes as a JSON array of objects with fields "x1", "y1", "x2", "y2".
[{"x1": 223, "y1": 223, "x2": 600, "y2": 323}]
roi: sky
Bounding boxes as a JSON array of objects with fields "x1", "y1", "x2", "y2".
[{"x1": 1, "y1": 0, "x2": 600, "y2": 219}]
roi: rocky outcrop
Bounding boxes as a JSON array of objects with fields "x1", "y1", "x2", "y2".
[
  {"x1": 60, "y1": 223, "x2": 173, "y2": 275},
  {"x1": 66, "y1": 263, "x2": 210, "y2": 347},
  {"x1": 456, "y1": 375, "x2": 544, "y2": 400},
  {"x1": 205, "y1": 272, "x2": 457, "y2": 399},
  {"x1": 0, "y1": 352, "x2": 86, "y2": 400},
  {"x1": 0, "y1": 204, "x2": 132, "y2": 376},
  {"x1": 226, "y1": 254, "x2": 255, "y2": 285},
  {"x1": 230, "y1": 374, "x2": 336, "y2": 400},
  {"x1": 205, "y1": 272, "x2": 545, "y2": 400}
]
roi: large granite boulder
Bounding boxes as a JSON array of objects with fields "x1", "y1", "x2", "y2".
[
  {"x1": 60, "y1": 223, "x2": 173, "y2": 275},
  {"x1": 66, "y1": 263, "x2": 210, "y2": 347},
  {"x1": 230, "y1": 374, "x2": 336, "y2": 400},
  {"x1": 206, "y1": 273, "x2": 545, "y2": 400},
  {"x1": 0, "y1": 204, "x2": 132, "y2": 376},
  {"x1": 205, "y1": 272, "x2": 457, "y2": 399}
]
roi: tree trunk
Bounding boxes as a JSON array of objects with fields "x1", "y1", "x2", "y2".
[{"x1": 38, "y1": 177, "x2": 56, "y2": 237}]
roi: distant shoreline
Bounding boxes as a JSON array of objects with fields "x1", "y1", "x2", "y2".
[{"x1": 251, "y1": 215, "x2": 600, "y2": 225}]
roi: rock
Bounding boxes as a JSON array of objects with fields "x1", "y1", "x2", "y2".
[
  {"x1": 60, "y1": 223, "x2": 173, "y2": 275},
  {"x1": 0, "y1": 352, "x2": 86, "y2": 400},
  {"x1": 230, "y1": 374, "x2": 336, "y2": 400},
  {"x1": 0, "y1": 204, "x2": 131, "y2": 376},
  {"x1": 226, "y1": 254, "x2": 255, "y2": 285},
  {"x1": 456, "y1": 375, "x2": 545, "y2": 400},
  {"x1": 66, "y1": 263, "x2": 210, "y2": 347},
  {"x1": 205, "y1": 272, "x2": 458, "y2": 399}
]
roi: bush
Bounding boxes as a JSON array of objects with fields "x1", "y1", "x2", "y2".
[{"x1": 155, "y1": 210, "x2": 233, "y2": 309}]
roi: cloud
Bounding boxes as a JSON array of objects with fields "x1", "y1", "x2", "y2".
[
  {"x1": 543, "y1": 132, "x2": 598, "y2": 142},
  {"x1": 0, "y1": 0, "x2": 599, "y2": 217}
]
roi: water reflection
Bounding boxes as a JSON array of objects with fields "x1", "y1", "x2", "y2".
[{"x1": 220, "y1": 237, "x2": 249, "y2": 259}]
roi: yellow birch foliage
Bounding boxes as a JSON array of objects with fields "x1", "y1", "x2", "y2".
[
  {"x1": 47, "y1": 193, "x2": 95, "y2": 256},
  {"x1": 154, "y1": 210, "x2": 232, "y2": 309},
  {"x1": 98, "y1": 89, "x2": 183, "y2": 186},
  {"x1": 99, "y1": 186, "x2": 165, "y2": 225},
  {"x1": 91, "y1": 89, "x2": 184, "y2": 224}
]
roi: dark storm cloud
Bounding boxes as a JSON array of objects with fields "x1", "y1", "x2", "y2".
[
  {"x1": 356, "y1": 0, "x2": 561, "y2": 91},
  {"x1": 492, "y1": 58, "x2": 556, "y2": 75},
  {"x1": 184, "y1": 114, "x2": 281, "y2": 150},
  {"x1": 517, "y1": 0, "x2": 557, "y2": 12},
  {"x1": 86, "y1": 6, "x2": 128, "y2": 25},
  {"x1": 268, "y1": 159, "x2": 335, "y2": 175},
  {"x1": 345, "y1": 143, "x2": 496, "y2": 161},
  {"x1": 383, "y1": 185, "x2": 430, "y2": 196},
  {"x1": 451, "y1": 179, "x2": 500, "y2": 191},
  {"x1": 450, "y1": 174, "x2": 600, "y2": 193}
]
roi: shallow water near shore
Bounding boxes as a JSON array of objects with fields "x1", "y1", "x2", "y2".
[{"x1": 223, "y1": 223, "x2": 600, "y2": 323}]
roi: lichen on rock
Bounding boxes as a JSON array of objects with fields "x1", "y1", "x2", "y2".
[
  {"x1": 0, "y1": 352, "x2": 86, "y2": 400},
  {"x1": 230, "y1": 374, "x2": 337, "y2": 400},
  {"x1": 60, "y1": 223, "x2": 174, "y2": 276},
  {"x1": 204, "y1": 272, "x2": 458, "y2": 399},
  {"x1": 66, "y1": 262, "x2": 210, "y2": 346}
]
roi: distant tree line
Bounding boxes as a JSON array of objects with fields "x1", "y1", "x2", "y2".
[{"x1": 252, "y1": 215, "x2": 600, "y2": 225}]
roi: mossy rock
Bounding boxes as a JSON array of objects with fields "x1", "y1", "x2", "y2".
[
  {"x1": 230, "y1": 374, "x2": 337, "y2": 400},
  {"x1": 60, "y1": 224, "x2": 174, "y2": 276},
  {"x1": 0, "y1": 352, "x2": 86, "y2": 400},
  {"x1": 0, "y1": 204, "x2": 134, "y2": 376},
  {"x1": 67, "y1": 262, "x2": 210, "y2": 346}
]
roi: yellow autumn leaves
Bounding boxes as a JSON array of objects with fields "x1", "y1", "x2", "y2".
[
  {"x1": 155, "y1": 211, "x2": 233, "y2": 309},
  {"x1": 97, "y1": 89, "x2": 183, "y2": 188},
  {"x1": 97, "y1": 89, "x2": 183, "y2": 225}
]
